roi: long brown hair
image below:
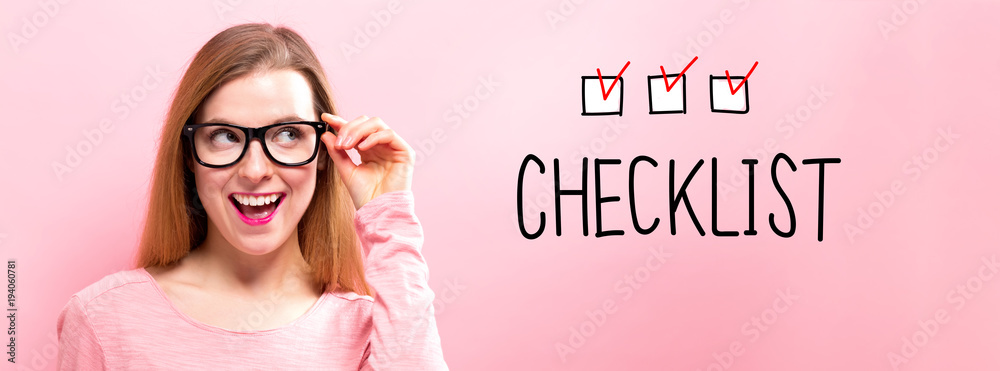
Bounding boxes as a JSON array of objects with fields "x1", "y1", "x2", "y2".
[{"x1": 134, "y1": 23, "x2": 369, "y2": 296}]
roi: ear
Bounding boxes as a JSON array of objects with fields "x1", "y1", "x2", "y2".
[
  {"x1": 181, "y1": 124, "x2": 197, "y2": 172},
  {"x1": 317, "y1": 145, "x2": 328, "y2": 171}
]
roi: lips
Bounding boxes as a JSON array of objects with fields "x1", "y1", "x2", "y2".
[{"x1": 229, "y1": 192, "x2": 285, "y2": 226}]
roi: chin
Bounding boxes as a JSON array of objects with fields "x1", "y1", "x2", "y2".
[{"x1": 229, "y1": 234, "x2": 288, "y2": 256}]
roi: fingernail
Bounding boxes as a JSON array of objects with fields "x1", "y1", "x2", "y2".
[
  {"x1": 336, "y1": 136, "x2": 343, "y2": 146},
  {"x1": 343, "y1": 136, "x2": 353, "y2": 147}
]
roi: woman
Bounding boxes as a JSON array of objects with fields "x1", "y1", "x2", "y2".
[{"x1": 56, "y1": 23, "x2": 448, "y2": 370}]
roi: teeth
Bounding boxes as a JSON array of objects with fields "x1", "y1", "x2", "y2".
[{"x1": 233, "y1": 193, "x2": 281, "y2": 206}]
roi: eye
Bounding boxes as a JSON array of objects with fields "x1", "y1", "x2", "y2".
[
  {"x1": 209, "y1": 128, "x2": 241, "y2": 145},
  {"x1": 273, "y1": 126, "x2": 302, "y2": 143}
]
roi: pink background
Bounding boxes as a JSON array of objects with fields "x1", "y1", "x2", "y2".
[{"x1": 2, "y1": 0, "x2": 998, "y2": 370}]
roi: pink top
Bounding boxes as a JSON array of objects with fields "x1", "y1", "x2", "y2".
[{"x1": 56, "y1": 191, "x2": 448, "y2": 370}]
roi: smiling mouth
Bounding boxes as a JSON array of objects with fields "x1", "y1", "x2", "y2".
[{"x1": 230, "y1": 193, "x2": 285, "y2": 225}]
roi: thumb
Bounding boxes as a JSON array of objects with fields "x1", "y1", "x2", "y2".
[{"x1": 320, "y1": 132, "x2": 358, "y2": 185}]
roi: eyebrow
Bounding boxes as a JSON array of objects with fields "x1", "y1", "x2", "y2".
[{"x1": 199, "y1": 115, "x2": 313, "y2": 126}]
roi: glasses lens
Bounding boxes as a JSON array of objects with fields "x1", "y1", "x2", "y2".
[
  {"x1": 264, "y1": 123, "x2": 318, "y2": 165},
  {"x1": 190, "y1": 123, "x2": 320, "y2": 166},
  {"x1": 192, "y1": 125, "x2": 246, "y2": 166}
]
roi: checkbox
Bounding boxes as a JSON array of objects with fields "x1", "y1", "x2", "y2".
[
  {"x1": 581, "y1": 76, "x2": 624, "y2": 116},
  {"x1": 709, "y1": 75, "x2": 750, "y2": 114},
  {"x1": 647, "y1": 74, "x2": 686, "y2": 114}
]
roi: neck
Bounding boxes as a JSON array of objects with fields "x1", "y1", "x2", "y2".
[{"x1": 189, "y1": 220, "x2": 320, "y2": 299}]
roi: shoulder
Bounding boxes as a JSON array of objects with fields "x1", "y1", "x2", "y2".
[
  {"x1": 58, "y1": 269, "x2": 158, "y2": 369},
  {"x1": 67, "y1": 268, "x2": 154, "y2": 310},
  {"x1": 316, "y1": 289, "x2": 376, "y2": 327},
  {"x1": 326, "y1": 288, "x2": 375, "y2": 304},
  {"x1": 58, "y1": 268, "x2": 154, "y2": 338}
]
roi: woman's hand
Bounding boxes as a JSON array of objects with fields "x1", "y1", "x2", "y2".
[{"x1": 319, "y1": 113, "x2": 415, "y2": 210}]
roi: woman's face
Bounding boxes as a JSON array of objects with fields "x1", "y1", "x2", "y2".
[{"x1": 191, "y1": 69, "x2": 322, "y2": 255}]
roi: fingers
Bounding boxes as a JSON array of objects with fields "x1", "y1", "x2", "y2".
[
  {"x1": 322, "y1": 113, "x2": 383, "y2": 150},
  {"x1": 356, "y1": 129, "x2": 393, "y2": 151},
  {"x1": 321, "y1": 112, "x2": 349, "y2": 133},
  {"x1": 320, "y1": 112, "x2": 414, "y2": 161},
  {"x1": 319, "y1": 131, "x2": 358, "y2": 183},
  {"x1": 321, "y1": 113, "x2": 397, "y2": 150}
]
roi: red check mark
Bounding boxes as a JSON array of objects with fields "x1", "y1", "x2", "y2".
[
  {"x1": 597, "y1": 61, "x2": 630, "y2": 100},
  {"x1": 725, "y1": 61, "x2": 758, "y2": 95},
  {"x1": 660, "y1": 56, "x2": 698, "y2": 92}
]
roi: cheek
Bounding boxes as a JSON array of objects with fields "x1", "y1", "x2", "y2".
[
  {"x1": 283, "y1": 166, "x2": 319, "y2": 204},
  {"x1": 193, "y1": 168, "x2": 233, "y2": 203}
]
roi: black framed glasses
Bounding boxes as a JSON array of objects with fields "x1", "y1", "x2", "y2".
[{"x1": 182, "y1": 121, "x2": 331, "y2": 168}]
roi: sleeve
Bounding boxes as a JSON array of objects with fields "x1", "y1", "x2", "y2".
[
  {"x1": 354, "y1": 190, "x2": 449, "y2": 370},
  {"x1": 56, "y1": 295, "x2": 107, "y2": 370}
]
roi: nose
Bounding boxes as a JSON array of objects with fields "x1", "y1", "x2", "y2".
[{"x1": 237, "y1": 140, "x2": 274, "y2": 183}]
